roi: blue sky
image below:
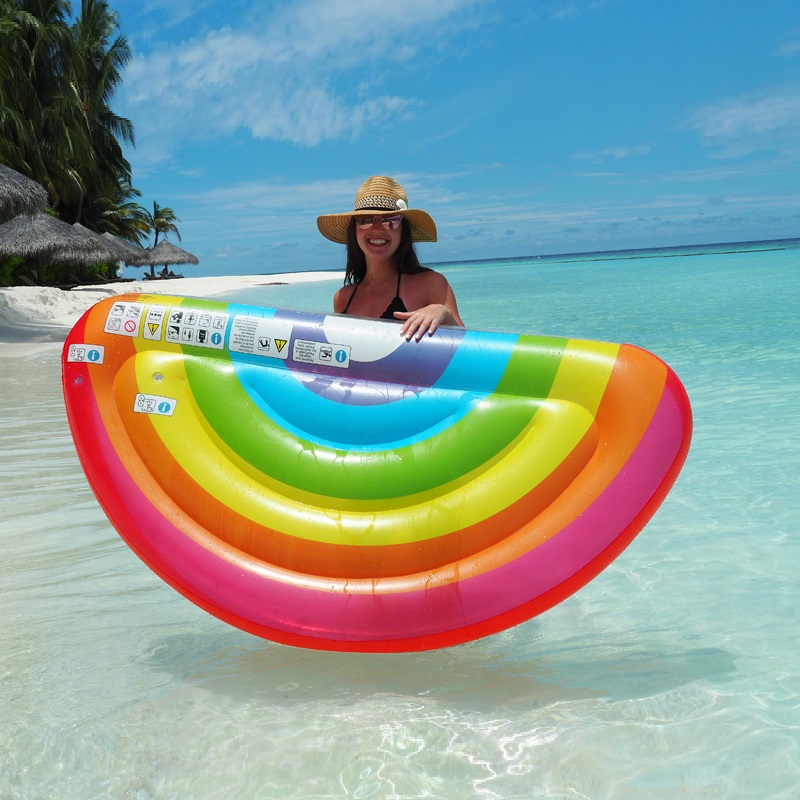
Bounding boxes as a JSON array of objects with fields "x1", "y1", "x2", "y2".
[{"x1": 111, "y1": 0, "x2": 800, "y2": 276}]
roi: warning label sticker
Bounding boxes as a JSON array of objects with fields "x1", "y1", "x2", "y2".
[
  {"x1": 142, "y1": 304, "x2": 168, "y2": 341},
  {"x1": 66, "y1": 343, "x2": 105, "y2": 364},
  {"x1": 104, "y1": 301, "x2": 145, "y2": 337},
  {"x1": 134, "y1": 393, "x2": 177, "y2": 416},
  {"x1": 292, "y1": 339, "x2": 351, "y2": 369},
  {"x1": 229, "y1": 315, "x2": 293, "y2": 360},
  {"x1": 164, "y1": 307, "x2": 228, "y2": 349}
]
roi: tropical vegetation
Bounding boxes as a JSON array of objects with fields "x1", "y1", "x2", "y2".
[
  {"x1": 0, "y1": 0, "x2": 182, "y2": 285},
  {"x1": 143, "y1": 201, "x2": 181, "y2": 247}
]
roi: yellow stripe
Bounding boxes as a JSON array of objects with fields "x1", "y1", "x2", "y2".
[
  {"x1": 548, "y1": 339, "x2": 619, "y2": 413},
  {"x1": 132, "y1": 351, "x2": 602, "y2": 545}
]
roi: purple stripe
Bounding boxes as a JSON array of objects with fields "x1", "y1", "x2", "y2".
[{"x1": 274, "y1": 309, "x2": 465, "y2": 402}]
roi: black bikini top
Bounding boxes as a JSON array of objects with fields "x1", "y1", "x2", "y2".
[{"x1": 342, "y1": 272, "x2": 407, "y2": 320}]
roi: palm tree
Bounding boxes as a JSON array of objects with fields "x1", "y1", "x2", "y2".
[
  {"x1": 0, "y1": 2, "x2": 188, "y2": 287},
  {"x1": 0, "y1": 0, "x2": 135, "y2": 224},
  {"x1": 67, "y1": 0, "x2": 134, "y2": 224},
  {"x1": 143, "y1": 201, "x2": 182, "y2": 246},
  {"x1": 93, "y1": 183, "x2": 151, "y2": 245},
  {"x1": 0, "y1": 0, "x2": 77, "y2": 200}
]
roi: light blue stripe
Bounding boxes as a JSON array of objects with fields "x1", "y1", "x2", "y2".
[{"x1": 228, "y1": 329, "x2": 518, "y2": 450}]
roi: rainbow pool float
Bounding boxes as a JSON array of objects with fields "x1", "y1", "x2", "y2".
[{"x1": 62, "y1": 294, "x2": 691, "y2": 652}]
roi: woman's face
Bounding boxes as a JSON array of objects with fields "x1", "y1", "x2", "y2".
[{"x1": 354, "y1": 214, "x2": 403, "y2": 263}]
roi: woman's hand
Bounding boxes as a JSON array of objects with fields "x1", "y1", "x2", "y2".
[{"x1": 395, "y1": 304, "x2": 459, "y2": 340}]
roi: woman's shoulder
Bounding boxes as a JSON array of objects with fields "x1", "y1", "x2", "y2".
[
  {"x1": 333, "y1": 283, "x2": 357, "y2": 313},
  {"x1": 403, "y1": 267, "x2": 455, "y2": 306},
  {"x1": 405, "y1": 267, "x2": 449, "y2": 285},
  {"x1": 406, "y1": 268, "x2": 454, "y2": 296}
]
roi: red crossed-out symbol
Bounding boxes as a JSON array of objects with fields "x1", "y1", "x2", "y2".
[{"x1": 124, "y1": 319, "x2": 137, "y2": 333}]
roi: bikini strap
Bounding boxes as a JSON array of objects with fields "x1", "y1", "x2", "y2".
[
  {"x1": 342, "y1": 281, "x2": 360, "y2": 314},
  {"x1": 343, "y1": 273, "x2": 401, "y2": 316}
]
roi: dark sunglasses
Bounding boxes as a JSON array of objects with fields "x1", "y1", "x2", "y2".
[{"x1": 354, "y1": 215, "x2": 403, "y2": 231}]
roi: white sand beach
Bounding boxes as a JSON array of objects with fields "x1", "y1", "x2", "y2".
[{"x1": 0, "y1": 271, "x2": 343, "y2": 355}]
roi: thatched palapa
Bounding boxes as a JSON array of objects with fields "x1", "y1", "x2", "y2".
[
  {"x1": 101, "y1": 231, "x2": 147, "y2": 265},
  {"x1": 0, "y1": 212, "x2": 117, "y2": 284},
  {"x1": 130, "y1": 239, "x2": 199, "y2": 278},
  {"x1": 0, "y1": 165, "x2": 48, "y2": 219},
  {"x1": 0, "y1": 212, "x2": 117, "y2": 263},
  {"x1": 71, "y1": 222, "x2": 121, "y2": 262}
]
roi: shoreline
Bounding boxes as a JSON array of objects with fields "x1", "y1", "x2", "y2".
[{"x1": 0, "y1": 271, "x2": 344, "y2": 356}]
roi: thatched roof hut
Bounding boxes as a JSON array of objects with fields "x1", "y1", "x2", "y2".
[
  {"x1": 71, "y1": 222, "x2": 121, "y2": 262},
  {"x1": 130, "y1": 239, "x2": 200, "y2": 278},
  {"x1": 0, "y1": 165, "x2": 48, "y2": 219},
  {"x1": 0, "y1": 212, "x2": 117, "y2": 283},
  {"x1": 101, "y1": 231, "x2": 147, "y2": 265}
]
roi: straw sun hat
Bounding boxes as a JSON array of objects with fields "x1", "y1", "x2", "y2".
[{"x1": 317, "y1": 176, "x2": 437, "y2": 244}]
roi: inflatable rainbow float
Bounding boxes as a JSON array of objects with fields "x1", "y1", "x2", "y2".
[{"x1": 62, "y1": 294, "x2": 691, "y2": 652}]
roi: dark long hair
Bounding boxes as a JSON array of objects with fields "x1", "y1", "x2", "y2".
[{"x1": 343, "y1": 218, "x2": 425, "y2": 285}]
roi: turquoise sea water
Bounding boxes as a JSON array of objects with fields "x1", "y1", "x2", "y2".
[{"x1": 2, "y1": 241, "x2": 798, "y2": 798}]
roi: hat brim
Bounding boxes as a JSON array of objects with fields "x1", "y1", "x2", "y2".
[{"x1": 317, "y1": 209, "x2": 437, "y2": 244}]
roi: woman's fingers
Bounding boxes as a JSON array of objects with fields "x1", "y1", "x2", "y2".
[{"x1": 396, "y1": 306, "x2": 448, "y2": 340}]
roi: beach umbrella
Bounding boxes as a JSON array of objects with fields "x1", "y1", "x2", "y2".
[
  {"x1": 0, "y1": 164, "x2": 49, "y2": 219},
  {"x1": 130, "y1": 239, "x2": 199, "y2": 278},
  {"x1": 0, "y1": 211, "x2": 117, "y2": 284}
]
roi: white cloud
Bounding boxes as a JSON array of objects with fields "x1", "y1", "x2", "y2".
[
  {"x1": 550, "y1": 5, "x2": 581, "y2": 21},
  {"x1": 188, "y1": 176, "x2": 358, "y2": 215},
  {"x1": 684, "y1": 86, "x2": 800, "y2": 157},
  {"x1": 776, "y1": 30, "x2": 800, "y2": 57},
  {"x1": 778, "y1": 39, "x2": 800, "y2": 57},
  {"x1": 549, "y1": 0, "x2": 608, "y2": 21},
  {"x1": 573, "y1": 144, "x2": 652, "y2": 161},
  {"x1": 122, "y1": 0, "x2": 481, "y2": 162},
  {"x1": 140, "y1": 0, "x2": 212, "y2": 28}
]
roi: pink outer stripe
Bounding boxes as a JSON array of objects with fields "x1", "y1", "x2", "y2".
[{"x1": 81, "y1": 370, "x2": 686, "y2": 644}]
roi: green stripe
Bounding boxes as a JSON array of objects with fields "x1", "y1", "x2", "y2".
[
  {"x1": 185, "y1": 355, "x2": 540, "y2": 499},
  {"x1": 183, "y1": 374, "x2": 558, "y2": 503},
  {"x1": 495, "y1": 335, "x2": 569, "y2": 398}
]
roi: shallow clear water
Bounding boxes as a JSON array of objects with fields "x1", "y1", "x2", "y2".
[{"x1": 2, "y1": 244, "x2": 799, "y2": 798}]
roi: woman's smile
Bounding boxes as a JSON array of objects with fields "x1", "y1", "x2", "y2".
[{"x1": 357, "y1": 220, "x2": 400, "y2": 259}]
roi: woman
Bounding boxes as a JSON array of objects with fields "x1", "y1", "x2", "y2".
[{"x1": 317, "y1": 176, "x2": 464, "y2": 340}]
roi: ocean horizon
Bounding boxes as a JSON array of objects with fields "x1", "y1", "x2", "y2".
[{"x1": 428, "y1": 235, "x2": 800, "y2": 268}]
